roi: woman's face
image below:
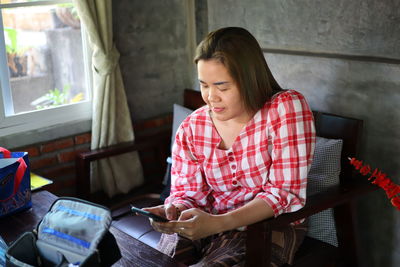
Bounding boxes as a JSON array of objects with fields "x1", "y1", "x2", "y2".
[{"x1": 197, "y1": 59, "x2": 251, "y2": 123}]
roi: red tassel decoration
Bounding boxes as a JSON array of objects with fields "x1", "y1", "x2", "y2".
[{"x1": 349, "y1": 157, "x2": 400, "y2": 211}]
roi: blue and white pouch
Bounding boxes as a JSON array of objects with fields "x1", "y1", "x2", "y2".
[
  {"x1": 0, "y1": 235, "x2": 7, "y2": 266},
  {"x1": 6, "y1": 197, "x2": 121, "y2": 267}
]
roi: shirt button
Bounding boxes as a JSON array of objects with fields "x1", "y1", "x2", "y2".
[
  {"x1": 231, "y1": 165, "x2": 236, "y2": 170},
  {"x1": 228, "y1": 157, "x2": 234, "y2": 162},
  {"x1": 232, "y1": 180, "x2": 238, "y2": 186}
]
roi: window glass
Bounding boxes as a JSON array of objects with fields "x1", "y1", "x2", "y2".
[
  {"x1": 0, "y1": 0, "x2": 91, "y2": 137},
  {"x1": 2, "y1": 1, "x2": 87, "y2": 114},
  {"x1": 0, "y1": 1, "x2": 43, "y2": 4}
]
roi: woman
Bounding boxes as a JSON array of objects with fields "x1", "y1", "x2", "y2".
[{"x1": 144, "y1": 27, "x2": 316, "y2": 266}]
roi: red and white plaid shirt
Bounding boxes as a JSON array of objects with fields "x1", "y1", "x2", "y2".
[{"x1": 165, "y1": 90, "x2": 316, "y2": 218}]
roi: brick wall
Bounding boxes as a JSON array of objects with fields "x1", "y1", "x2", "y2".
[
  {"x1": 8, "y1": 114, "x2": 172, "y2": 199},
  {"x1": 15, "y1": 132, "x2": 91, "y2": 197}
]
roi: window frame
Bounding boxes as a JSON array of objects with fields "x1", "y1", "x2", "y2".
[{"x1": 0, "y1": 0, "x2": 92, "y2": 138}]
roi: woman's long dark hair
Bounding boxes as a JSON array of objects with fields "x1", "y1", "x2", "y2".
[{"x1": 194, "y1": 27, "x2": 282, "y2": 113}]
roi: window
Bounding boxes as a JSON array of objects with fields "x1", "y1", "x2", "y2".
[{"x1": 0, "y1": 0, "x2": 91, "y2": 137}]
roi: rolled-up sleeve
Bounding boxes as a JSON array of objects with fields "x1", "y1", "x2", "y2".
[
  {"x1": 164, "y1": 121, "x2": 211, "y2": 210},
  {"x1": 255, "y1": 91, "x2": 316, "y2": 216}
]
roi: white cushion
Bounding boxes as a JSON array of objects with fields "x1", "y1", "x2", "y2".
[
  {"x1": 306, "y1": 136, "x2": 343, "y2": 247},
  {"x1": 171, "y1": 104, "x2": 193, "y2": 148},
  {"x1": 161, "y1": 104, "x2": 193, "y2": 201}
]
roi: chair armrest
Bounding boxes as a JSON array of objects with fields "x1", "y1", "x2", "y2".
[
  {"x1": 268, "y1": 179, "x2": 377, "y2": 227},
  {"x1": 76, "y1": 131, "x2": 170, "y2": 200},
  {"x1": 245, "y1": 179, "x2": 377, "y2": 267},
  {"x1": 77, "y1": 140, "x2": 160, "y2": 162}
]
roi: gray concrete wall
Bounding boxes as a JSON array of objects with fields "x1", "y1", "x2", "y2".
[
  {"x1": 11, "y1": 74, "x2": 54, "y2": 113},
  {"x1": 113, "y1": 0, "x2": 194, "y2": 122},
  {"x1": 46, "y1": 28, "x2": 85, "y2": 98},
  {"x1": 208, "y1": 0, "x2": 400, "y2": 59},
  {"x1": 114, "y1": 0, "x2": 400, "y2": 266}
]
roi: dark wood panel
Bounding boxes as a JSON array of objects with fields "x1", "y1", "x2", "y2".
[{"x1": 184, "y1": 88, "x2": 205, "y2": 110}]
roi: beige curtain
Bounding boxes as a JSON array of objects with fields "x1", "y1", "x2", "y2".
[{"x1": 73, "y1": 0, "x2": 144, "y2": 197}]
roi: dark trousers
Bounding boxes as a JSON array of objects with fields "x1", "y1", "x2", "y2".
[{"x1": 157, "y1": 222, "x2": 307, "y2": 267}]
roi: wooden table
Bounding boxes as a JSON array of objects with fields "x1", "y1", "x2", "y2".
[
  {"x1": 0, "y1": 190, "x2": 54, "y2": 244},
  {"x1": 0, "y1": 190, "x2": 184, "y2": 267}
]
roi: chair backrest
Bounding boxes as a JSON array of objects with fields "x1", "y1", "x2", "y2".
[
  {"x1": 183, "y1": 88, "x2": 363, "y2": 185},
  {"x1": 184, "y1": 88, "x2": 206, "y2": 110},
  {"x1": 313, "y1": 111, "x2": 363, "y2": 184}
]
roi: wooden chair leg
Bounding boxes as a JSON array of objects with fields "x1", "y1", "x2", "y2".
[
  {"x1": 245, "y1": 221, "x2": 272, "y2": 267},
  {"x1": 334, "y1": 201, "x2": 359, "y2": 267}
]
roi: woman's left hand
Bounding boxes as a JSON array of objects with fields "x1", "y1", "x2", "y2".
[{"x1": 153, "y1": 208, "x2": 223, "y2": 240}]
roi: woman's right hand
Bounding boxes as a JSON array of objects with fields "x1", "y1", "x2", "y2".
[
  {"x1": 143, "y1": 204, "x2": 181, "y2": 221},
  {"x1": 143, "y1": 204, "x2": 183, "y2": 234}
]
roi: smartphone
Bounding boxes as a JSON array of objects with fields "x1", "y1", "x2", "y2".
[{"x1": 131, "y1": 206, "x2": 169, "y2": 222}]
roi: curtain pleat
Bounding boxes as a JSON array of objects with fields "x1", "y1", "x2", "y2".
[{"x1": 73, "y1": 0, "x2": 144, "y2": 197}]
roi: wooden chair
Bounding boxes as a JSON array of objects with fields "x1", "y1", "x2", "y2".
[{"x1": 76, "y1": 88, "x2": 377, "y2": 266}]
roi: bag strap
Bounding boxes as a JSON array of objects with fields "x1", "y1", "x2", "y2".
[
  {"x1": 0, "y1": 157, "x2": 28, "y2": 202},
  {"x1": 0, "y1": 147, "x2": 27, "y2": 197},
  {"x1": 0, "y1": 147, "x2": 11, "y2": 158}
]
